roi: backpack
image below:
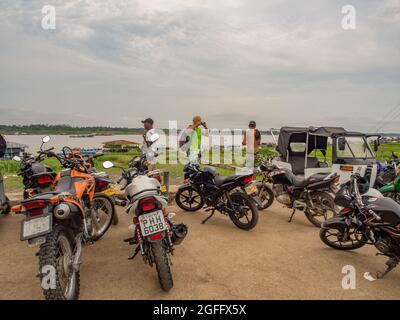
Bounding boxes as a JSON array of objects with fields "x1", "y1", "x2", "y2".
[{"x1": 178, "y1": 130, "x2": 191, "y2": 151}]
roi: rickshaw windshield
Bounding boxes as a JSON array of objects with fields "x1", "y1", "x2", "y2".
[{"x1": 336, "y1": 136, "x2": 374, "y2": 159}]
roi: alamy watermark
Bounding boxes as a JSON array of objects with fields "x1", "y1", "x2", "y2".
[
  {"x1": 41, "y1": 5, "x2": 56, "y2": 30},
  {"x1": 341, "y1": 5, "x2": 356, "y2": 30}
]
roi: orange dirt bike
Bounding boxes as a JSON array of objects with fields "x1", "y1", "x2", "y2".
[{"x1": 12, "y1": 146, "x2": 115, "y2": 300}]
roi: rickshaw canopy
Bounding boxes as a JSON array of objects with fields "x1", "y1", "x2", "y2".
[{"x1": 277, "y1": 126, "x2": 364, "y2": 159}]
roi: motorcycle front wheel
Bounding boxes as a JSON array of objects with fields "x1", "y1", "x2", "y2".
[
  {"x1": 151, "y1": 242, "x2": 173, "y2": 292},
  {"x1": 39, "y1": 226, "x2": 80, "y2": 300},
  {"x1": 228, "y1": 192, "x2": 259, "y2": 230},
  {"x1": 382, "y1": 169, "x2": 396, "y2": 185},
  {"x1": 256, "y1": 182, "x2": 274, "y2": 210},
  {"x1": 319, "y1": 227, "x2": 366, "y2": 250},
  {"x1": 175, "y1": 186, "x2": 204, "y2": 212},
  {"x1": 304, "y1": 191, "x2": 336, "y2": 228},
  {"x1": 90, "y1": 193, "x2": 115, "y2": 241}
]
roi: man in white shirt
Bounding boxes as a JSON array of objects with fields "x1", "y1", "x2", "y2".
[{"x1": 141, "y1": 118, "x2": 160, "y2": 171}]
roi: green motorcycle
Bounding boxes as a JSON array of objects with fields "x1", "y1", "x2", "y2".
[{"x1": 379, "y1": 175, "x2": 400, "y2": 205}]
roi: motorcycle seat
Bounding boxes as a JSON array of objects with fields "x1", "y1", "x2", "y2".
[
  {"x1": 213, "y1": 174, "x2": 248, "y2": 186},
  {"x1": 203, "y1": 166, "x2": 252, "y2": 186},
  {"x1": 22, "y1": 191, "x2": 65, "y2": 202},
  {"x1": 284, "y1": 169, "x2": 330, "y2": 188}
]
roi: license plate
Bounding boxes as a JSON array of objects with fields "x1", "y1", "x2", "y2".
[
  {"x1": 245, "y1": 183, "x2": 258, "y2": 195},
  {"x1": 160, "y1": 185, "x2": 167, "y2": 193},
  {"x1": 138, "y1": 211, "x2": 167, "y2": 237},
  {"x1": 103, "y1": 188, "x2": 116, "y2": 196},
  {"x1": 21, "y1": 215, "x2": 52, "y2": 240}
]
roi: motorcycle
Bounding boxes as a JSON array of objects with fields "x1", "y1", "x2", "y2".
[
  {"x1": 12, "y1": 147, "x2": 115, "y2": 300},
  {"x1": 375, "y1": 152, "x2": 399, "y2": 188},
  {"x1": 379, "y1": 169, "x2": 400, "y2": 205},
  {"x1": 127, "y1": 153, "x2": 169, "y2": 196},
  {"x1": 70, "y1": 152, "x2": 123, "y2": 225},
  {"x1": 103, "y1": 160, "x2": 187, "y2": 292},
  {"x1": 14, "y1": 136, "x2": 57, "y2": 199},
  {"x1": 253, "y1": 164, "x2": 275, "y2": 211},
  {"x1": 320, "y1": 172, "x2": 400, "y2": 279},
  {"x1": 175, "y1": 163, "x2": 259, "y2": 230},
  {"x1": 258, "y1": 160, "x2": 339, "y2": 227},
  {"x1": 0, "y1": 173, "x2": 10, "y2": 215},
  {"x1": 16, "y1": 138, "x2": 121, "y2": 225},
  {"x1": 0, "y1": 134, "x2": 10, "y2": 215}
]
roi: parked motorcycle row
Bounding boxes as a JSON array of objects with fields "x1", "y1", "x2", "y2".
[{"x1": 2, "y1": 133, "x2": 400, "y2": 300}]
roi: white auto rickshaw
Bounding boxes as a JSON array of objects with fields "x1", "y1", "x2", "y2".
[{"x1": 271, "y1": 126, "x2": 379, "y2": 187}]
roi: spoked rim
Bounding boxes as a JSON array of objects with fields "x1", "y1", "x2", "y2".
[
  {"x1": 258, "y1": 188, "x2": 272, "y2": 208},
  {"x1": 56, "y1": 235, "x2": 76, "y2": 300},
  {"x1": 307, "y1": 194, "x2": 336, "y2": 224},
  {"x1": 91, "y1": 197, "x2": 113, "y2": 237},
  {"x1": 322, "y1": 227, "x2": 364, "y2": 248},
  {"x1": 179, "y1": 189, "x2": 202, "y2": 210}
]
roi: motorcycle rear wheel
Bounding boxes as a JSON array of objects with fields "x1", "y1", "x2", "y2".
[
  {"x1": 151, "y1": 242, "x2": 173, "y2": 292},
  {"x1": 39, "y1": 226, "x2": 80, "y2": 300},
  {"x1": 228, "y1": 192, "x2": 259, "y2": 230}
]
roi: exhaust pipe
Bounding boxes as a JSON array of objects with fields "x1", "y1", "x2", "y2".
[
  {"x1": 171, "y1": 223, "x2": 188, "y2": 245},
  {"x1": 54, "y1": 203, "x2": 79, "y2": 219}
]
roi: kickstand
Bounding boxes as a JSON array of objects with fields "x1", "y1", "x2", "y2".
[
  {"x1": 376, "y1": 257, "x2": 400, "y2": 279},
  {"x1": 202, "y1": 209, "x2": 215, "y2": 224},
  {"x1": 288, "y1": 207, "x2": 296, "y2": 223},
  {"x1": 128, "y1": 246, "x2": 140, "y2": 260}
]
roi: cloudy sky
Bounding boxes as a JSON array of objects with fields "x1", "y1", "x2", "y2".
[{"x1": 0, "y1": 0, "x2": 399, "y2": 131}]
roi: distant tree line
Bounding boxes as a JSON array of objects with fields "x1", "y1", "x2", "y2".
[
  {"x1": 0, "y1": 124, "x2": 277, "y2": 135},
  {"x1": 0, "y1": 124, "x2": 146, "y2": 135}
]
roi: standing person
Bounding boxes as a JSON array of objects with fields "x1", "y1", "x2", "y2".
[
  {"x1": 242, "y1": 121, "x2": 262, "y2": 168},
  {"x1": 0, "y1": 133, "x2": 10, "y2": 214},
  {"x1": 141, "y1": 118, "x2": 160, "y2": 171},
  {"x1": 185, "y1": 115, "x2": 209, "y2": 164}
]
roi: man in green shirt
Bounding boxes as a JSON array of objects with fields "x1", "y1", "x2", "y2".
[{"x1": 186, "y1": 115, "x2": 208, "y2": 164}]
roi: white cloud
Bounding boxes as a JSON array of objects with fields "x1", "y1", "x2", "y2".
[{"x1": 0, "y1": 0, "x2": 399, "y2": 131}]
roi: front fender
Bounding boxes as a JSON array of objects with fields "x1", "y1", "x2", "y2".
[
  {"x1": 379, "y1": 184, "x2": 395, "y2": 194},
  {"x1": 177, "y1": 183, "x2": 192, "y2": 190},
  {"x1": 321, "y1": 215, "x2": 352, "y2": 231}
]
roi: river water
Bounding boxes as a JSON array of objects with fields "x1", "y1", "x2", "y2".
[{"x1": 4, "y1": 134, "x2": 275, "y2": 152}]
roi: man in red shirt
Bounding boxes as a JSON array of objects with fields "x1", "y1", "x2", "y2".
[{"x1": 242, "y1": 121, "x2": 262, "y2": 168}]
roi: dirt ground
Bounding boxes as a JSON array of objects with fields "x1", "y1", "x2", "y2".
[{"x1": 0, "y1": 202, "x2": 399, "y2": 300}]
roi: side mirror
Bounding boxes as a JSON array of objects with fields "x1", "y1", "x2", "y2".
[
  {"x1": 42, "y1": 136, "x2": 51, "y2": 143},
  {"x1": 102, "y1": 161, "x2": 114, "y2": 169},
  {"x1": 338, "y1": 137, "x2": 346, "y2": 151},
  {"x1": 12, "y1": 156, "x2": 21, "y2": 162}
]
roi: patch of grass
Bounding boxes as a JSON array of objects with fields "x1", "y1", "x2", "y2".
[
  {"x1": 1, "y1": 144, "x2": 399, "y2": 191},
  {"x1": 3, "y1": 175, "x2": 23, "y2": 191}
]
